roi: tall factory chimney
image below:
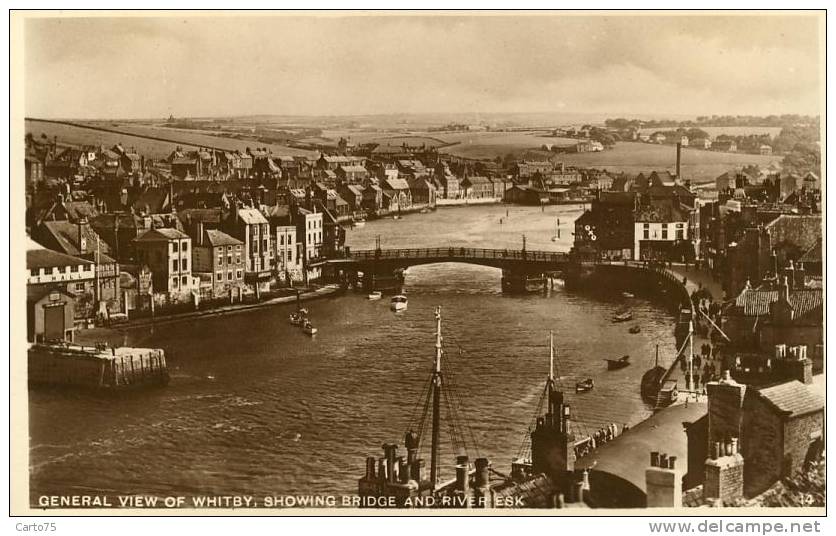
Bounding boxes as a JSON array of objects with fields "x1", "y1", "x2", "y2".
[{"x1": 676, "y1": 142, "x2": 682, "y2": 182}]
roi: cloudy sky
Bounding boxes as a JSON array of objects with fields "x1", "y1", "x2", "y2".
[{"x1": 23, "y1": 13, "x2": 823, "y2": 119}]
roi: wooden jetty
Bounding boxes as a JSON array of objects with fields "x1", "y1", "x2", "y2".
[{"x1": 28, "y1": 343, "x2": 169, "y2": 390}]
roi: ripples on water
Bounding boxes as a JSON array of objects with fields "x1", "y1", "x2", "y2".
[{"x1": 29, "y1": 205, "x2": 677, "y2": 501}]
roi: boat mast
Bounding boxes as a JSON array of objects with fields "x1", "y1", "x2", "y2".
[
  {"x1": 688, "y1": 320, "x2": 694, "y2": 393},
  {"x1": 655, "y1": 344, "x2": 659, "y2": 368},
  {"x1": 548, "y1": 330, "x2": 555, "y2": 390},
  {"x1": 430, "y1": 305, "x2": 443, "y2": 490}
]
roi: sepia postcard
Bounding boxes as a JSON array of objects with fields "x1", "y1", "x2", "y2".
[{"x1": 9, "y1": 9, "x2": 826, "y2": 518}]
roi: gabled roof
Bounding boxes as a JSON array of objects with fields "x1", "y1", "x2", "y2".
[
  {"x1": 462, "y1": 175, "x2": 492, "y2": 185},
  {"x1": 338, "y1": 165, "x2": 368, "y2": 173},
  {"x1": 385, "y1": 178, "x2": 411, "y2": 190},
  {"x1": 203, "y1": 229, "x2": 243, "y2": 248},
  {"x1": 733, "y1": 286, "x2": 822, "y2": 320},
  {"x1": 134, "y1": 228, "x2": 189, "y2": 242},
  {"x1": 40, "y1": 221, "x2": 112, "y2": 257},
  {"x1": 755, "y1": 381, "x2": 824, "y2": 418}
]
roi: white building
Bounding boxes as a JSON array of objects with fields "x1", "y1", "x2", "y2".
[{"x1": 633, "y1": 207, "x2": 689, "y2": 261}]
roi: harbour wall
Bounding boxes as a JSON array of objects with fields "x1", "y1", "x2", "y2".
[{"x1": 29, "y1": 344, "x2": 169, "y2": 390}]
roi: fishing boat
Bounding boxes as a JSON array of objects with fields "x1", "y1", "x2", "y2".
[
  {"x1": 575, "y1": 378, "x2": 594, "y2": 393},
  {"x1": 612, "y1": 310, "x2": 633, "y2": 322},
  {"x1": 302, "y1": 320, "x2": 318, "y2": 336},
  {"x1": 606, "y1": 355, "x2": 631, "y2": 370},
  {"x1": 629, "y1": 325, "x2": 641, "y2": 334},
  {"x1": 367, "y1": 291, "x2": 382, "y2": 300},
  {"x1": 622, "y1": 292, "x2": 635, "y2": 299},
  {"x1": 390, "y1": 295, "x2": 408, "y2": 311},
  {"x1": 289, "y1": 312, "x2": 303, "y2": 326},
  {"x1": 641, "y1": 345, "x2": 668, "y2": 404},
  {"x1": 353, "y1": 218, "x2": 366, "y2": 228}
]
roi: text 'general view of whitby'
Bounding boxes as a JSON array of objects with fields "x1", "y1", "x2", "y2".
[{"x1": 20, "y1": 14, "x2": 823, "y2": 511}]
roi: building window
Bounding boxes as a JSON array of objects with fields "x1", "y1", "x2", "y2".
[
  {"x1": 182, "y1": 259, "x2": 188, "y2": 271},
  {"x1": 280, "y1": 235, "x2": 284, "y2": 246},
  {"x1": 662, "y1": 228, "x2": 668, "y2": 240},
  {"x1": 236, "y1": 270, "x2": 242, "y2": 279},
  {"x1": 236, "y1": 245, "x2": 242, "y2": 252},
  {"x1": 74, "y1": 282, "x2": 85, "y2": 292},
  {"x1": 70, "y1": 265, "x2": 78, "y2": 273},
  {"x1": 236, "y1": 255, "x2": 241, "y2": 265},
  {"x1": 217, "y1": 254, "x2": 224, "y2": 266},
  {"x1": 227, "y1": 255, "x2": 233, "y2": 265},
  {"x1": 172, "y1": 259, "x2": 178, "y2": 272},
  {"x1": 227, "y1": 272, "x2": 233, "y2": 281},
  {"x1": 227, "y1": 246, "x2": 233, "y2": 253},
  {"x1": 172, "y1": 242, "x2": 179, "y2": 253},
  {"x1": 643, "y1": 228, "x2": 649, "y2": 240},
  {"x1": 172, "y1": 278, "x2": 179, "y2": 289},
  {"x1": 216, "y1": 271, "x2": 223, "y2": 282},
  {"x1": 182, "y1": 241, "x2": 188, "y2": 252},
  {"x1": 29, "y1": 268, "x2": 38, "y2": 277},
  {"x1": 676, "y1": 230, "x2": 684, "y2": 240},
  {"x1": 181, "y1": 276, "x2": 188, "y2": 286}
]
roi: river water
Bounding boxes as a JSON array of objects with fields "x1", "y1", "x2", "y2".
[{"x1": 28, "y1": 204, "x2": 678, "y2": 503}]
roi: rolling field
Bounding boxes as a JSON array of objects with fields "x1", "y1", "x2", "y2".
[
  {"x1": 558, "y1": 142, "x2": 782, "y2": 183},
  {"x1": 638, "y1": 126, "x2": 782, "y2": 137},
  {"x1": 25, "y1": 119, "x2": 317, "y2": 159}
]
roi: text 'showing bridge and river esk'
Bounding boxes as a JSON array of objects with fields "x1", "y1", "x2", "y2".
[{"x1": 313, "y1": 247, "x2": 573, "y2": 293}]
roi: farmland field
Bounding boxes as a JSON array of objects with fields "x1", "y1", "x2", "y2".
[
  {"x1": 437, "y1": 131, "x2": 577, "y2": 159},
  {"x1": 25, "y1": 119, "x2": 317, "y2": 159},
  {"x1": 558, "y1": 142, "x2": 782, "y2": 183}
]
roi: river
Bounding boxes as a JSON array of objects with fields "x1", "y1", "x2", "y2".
[{"x1": 28, "y1": 204, "x2": 678, "y2": 503}]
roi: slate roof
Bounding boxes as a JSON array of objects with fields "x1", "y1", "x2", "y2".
[
  {"x1": 755, "y1": 381, "x2": 824, "y2": 418},
  {"x1": 40, "y1": 221, "x2": 112, "y2": 257},
  {"x1": 732, "y1": 287, "x2": 822, "y2": 321},
  {"x1": 338, "y1": 165, "x2": 367, "y2": 173},
  {"x1": 237, "y1": 207, "x2": 268, "y2": 225},
  {"x1": 134, "y1": 228, "x2": 190, "y2": 242},
  {"x1": 203, "y1": 229, "x2": 243, "y2": 248},
  {"x1": 385, "y1": 178, "x2": 411, "y2": 190},
  {"x1": 27, "y1": 248, "x2": 93, "y2": 270}
]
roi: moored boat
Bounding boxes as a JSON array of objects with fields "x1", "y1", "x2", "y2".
[
  {"x1": 390, "y1": 295, "x2": 408, "y2": 311},
  {"x1": 612, "y1": 310, "x2": 633, "y2": 322},
  {"x1": 622, "y1": 292, "x2": 635, "y2": 299},
  {"x1": 629, "y1": 325, "x2": 641, "y2": 334},
  {"x1": 605, "y1": 355, "x2": 631, "y2": 370},
  {"x1": 575, "y1": 378, "x2": 594, "y2": 393},
  {"x1": 289, "y1": 312, "x2": 303, "y2": 326},
  {"x1": 367, "y1": 291, "x2": 382, "y2": 300},
  {"x1": 353, "y1": 218, "x2": 366, "y2": 228}
]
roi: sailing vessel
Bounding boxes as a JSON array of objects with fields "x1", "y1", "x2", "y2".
[
  {"x1": 640, "y1": 345, "x2": 667, "y2": 404},
  {"x1": 356, "y1": 307, "x2": 497, "y2": 506}
]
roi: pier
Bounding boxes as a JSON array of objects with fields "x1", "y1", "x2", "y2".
[{"x1": 28, "y1": 343, "x2": 169, "y2": 390}]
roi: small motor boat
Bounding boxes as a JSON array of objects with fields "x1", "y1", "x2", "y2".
[
  {"x1": 606, "y1": 355, "x2": 631, "y2": 370},
  {"x1": 302, "y1": 320, "x2": 318, "y2": 336},
  {"x1": 575, "y1": 378, "x2": 594, "y2": 393},
  {"x1": 390, "y1": 295, "x2": 408, "y2": 312},
  {"x1": 289, "y1": 313, "x2": 303, "y2": 326},
  {"x1": 612, "y1": 310, "x2": 633, "y2": 323},
  {"x1": 629, "y1": 325, "x2": 641, "y2": 334},
  {"x1": 367, "y1": 291, "x2": 382, "y2": 300}
]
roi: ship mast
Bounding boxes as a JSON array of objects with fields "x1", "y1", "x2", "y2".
[
  {"x1": 430, "y1": 305, "x2": 443, "y2": 490},
  {"x1": 548, "y1": 330, "x2": 556, "y2": 391}
]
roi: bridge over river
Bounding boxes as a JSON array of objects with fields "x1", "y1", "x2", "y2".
[{"x1": 313, "y1": 247, "x2": 573, "y2": 293}]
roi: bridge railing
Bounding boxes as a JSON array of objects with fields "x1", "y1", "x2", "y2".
[{"x1": 344, "y1": 247, "x2": 569, "y2": 263}]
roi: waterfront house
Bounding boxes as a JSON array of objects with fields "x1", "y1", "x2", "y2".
[
  {"x1": 407, "y1": 177, "x2": 437, "y2": 206},
  {"x1": 572, "y1": 192, "x2": 636, "y2": 260},
  {"x1": 133, "y1": 228, "x2": 197, "y2": 297},
  {"x1": 338, "y1": 183, "x2": 366, "y2": 214},
  {"x1": 489, "y1": 177, "x2": 508, "y2": 199},
  {"x1": 223, "y1": 206, "x2": 272, "y2": 292},
  {"x1": 27, "y1": 242, "x2": 95, "y2": 337},
  {"x1": 436, "y1": 169, "x2": 461, "y2": 199},
  {"x1": 461, "y1": 176, "x2": 495, "y2": 199},
  {"x1": 505, "y1": 184, "x2": 549, "y2": 206},
  {"x1": 263, "y1": 204, "x2": 303, "y2": 284},
  {"x1": 296, "y1": 206, "x2": 323, "y2": 282},
  {"x1": 362, "y1": 184, "x2": 384, "y2": 213},
  {"x1": 633, "y1": 205, "x2": 689, "y2": 261},
  {"x1": 383, "y1": 177, "x2": 413, "y2": 209},
  {"x1": 192, "y1": 228, "x2": 245, "y2": 298},
  {"x1": 36, "y1": 218, "x2": 121, "y2": 315}
]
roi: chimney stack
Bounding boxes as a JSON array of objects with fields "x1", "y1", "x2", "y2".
[
  {"x1": 646, "y1": 450, "x2": 682, "y2": 507},
  {"x1": 77, "y1": 217, "x2": 89, "y2": 254},
  {"x1": 707, "y1": 371, "x2": 747, "y2": 447},
  {"x1": 676, "y1": 142, "x2": 682, "y2": 182},
  {"x1": 704, "y1": 437, "x2": 744, "y2": 504}
]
